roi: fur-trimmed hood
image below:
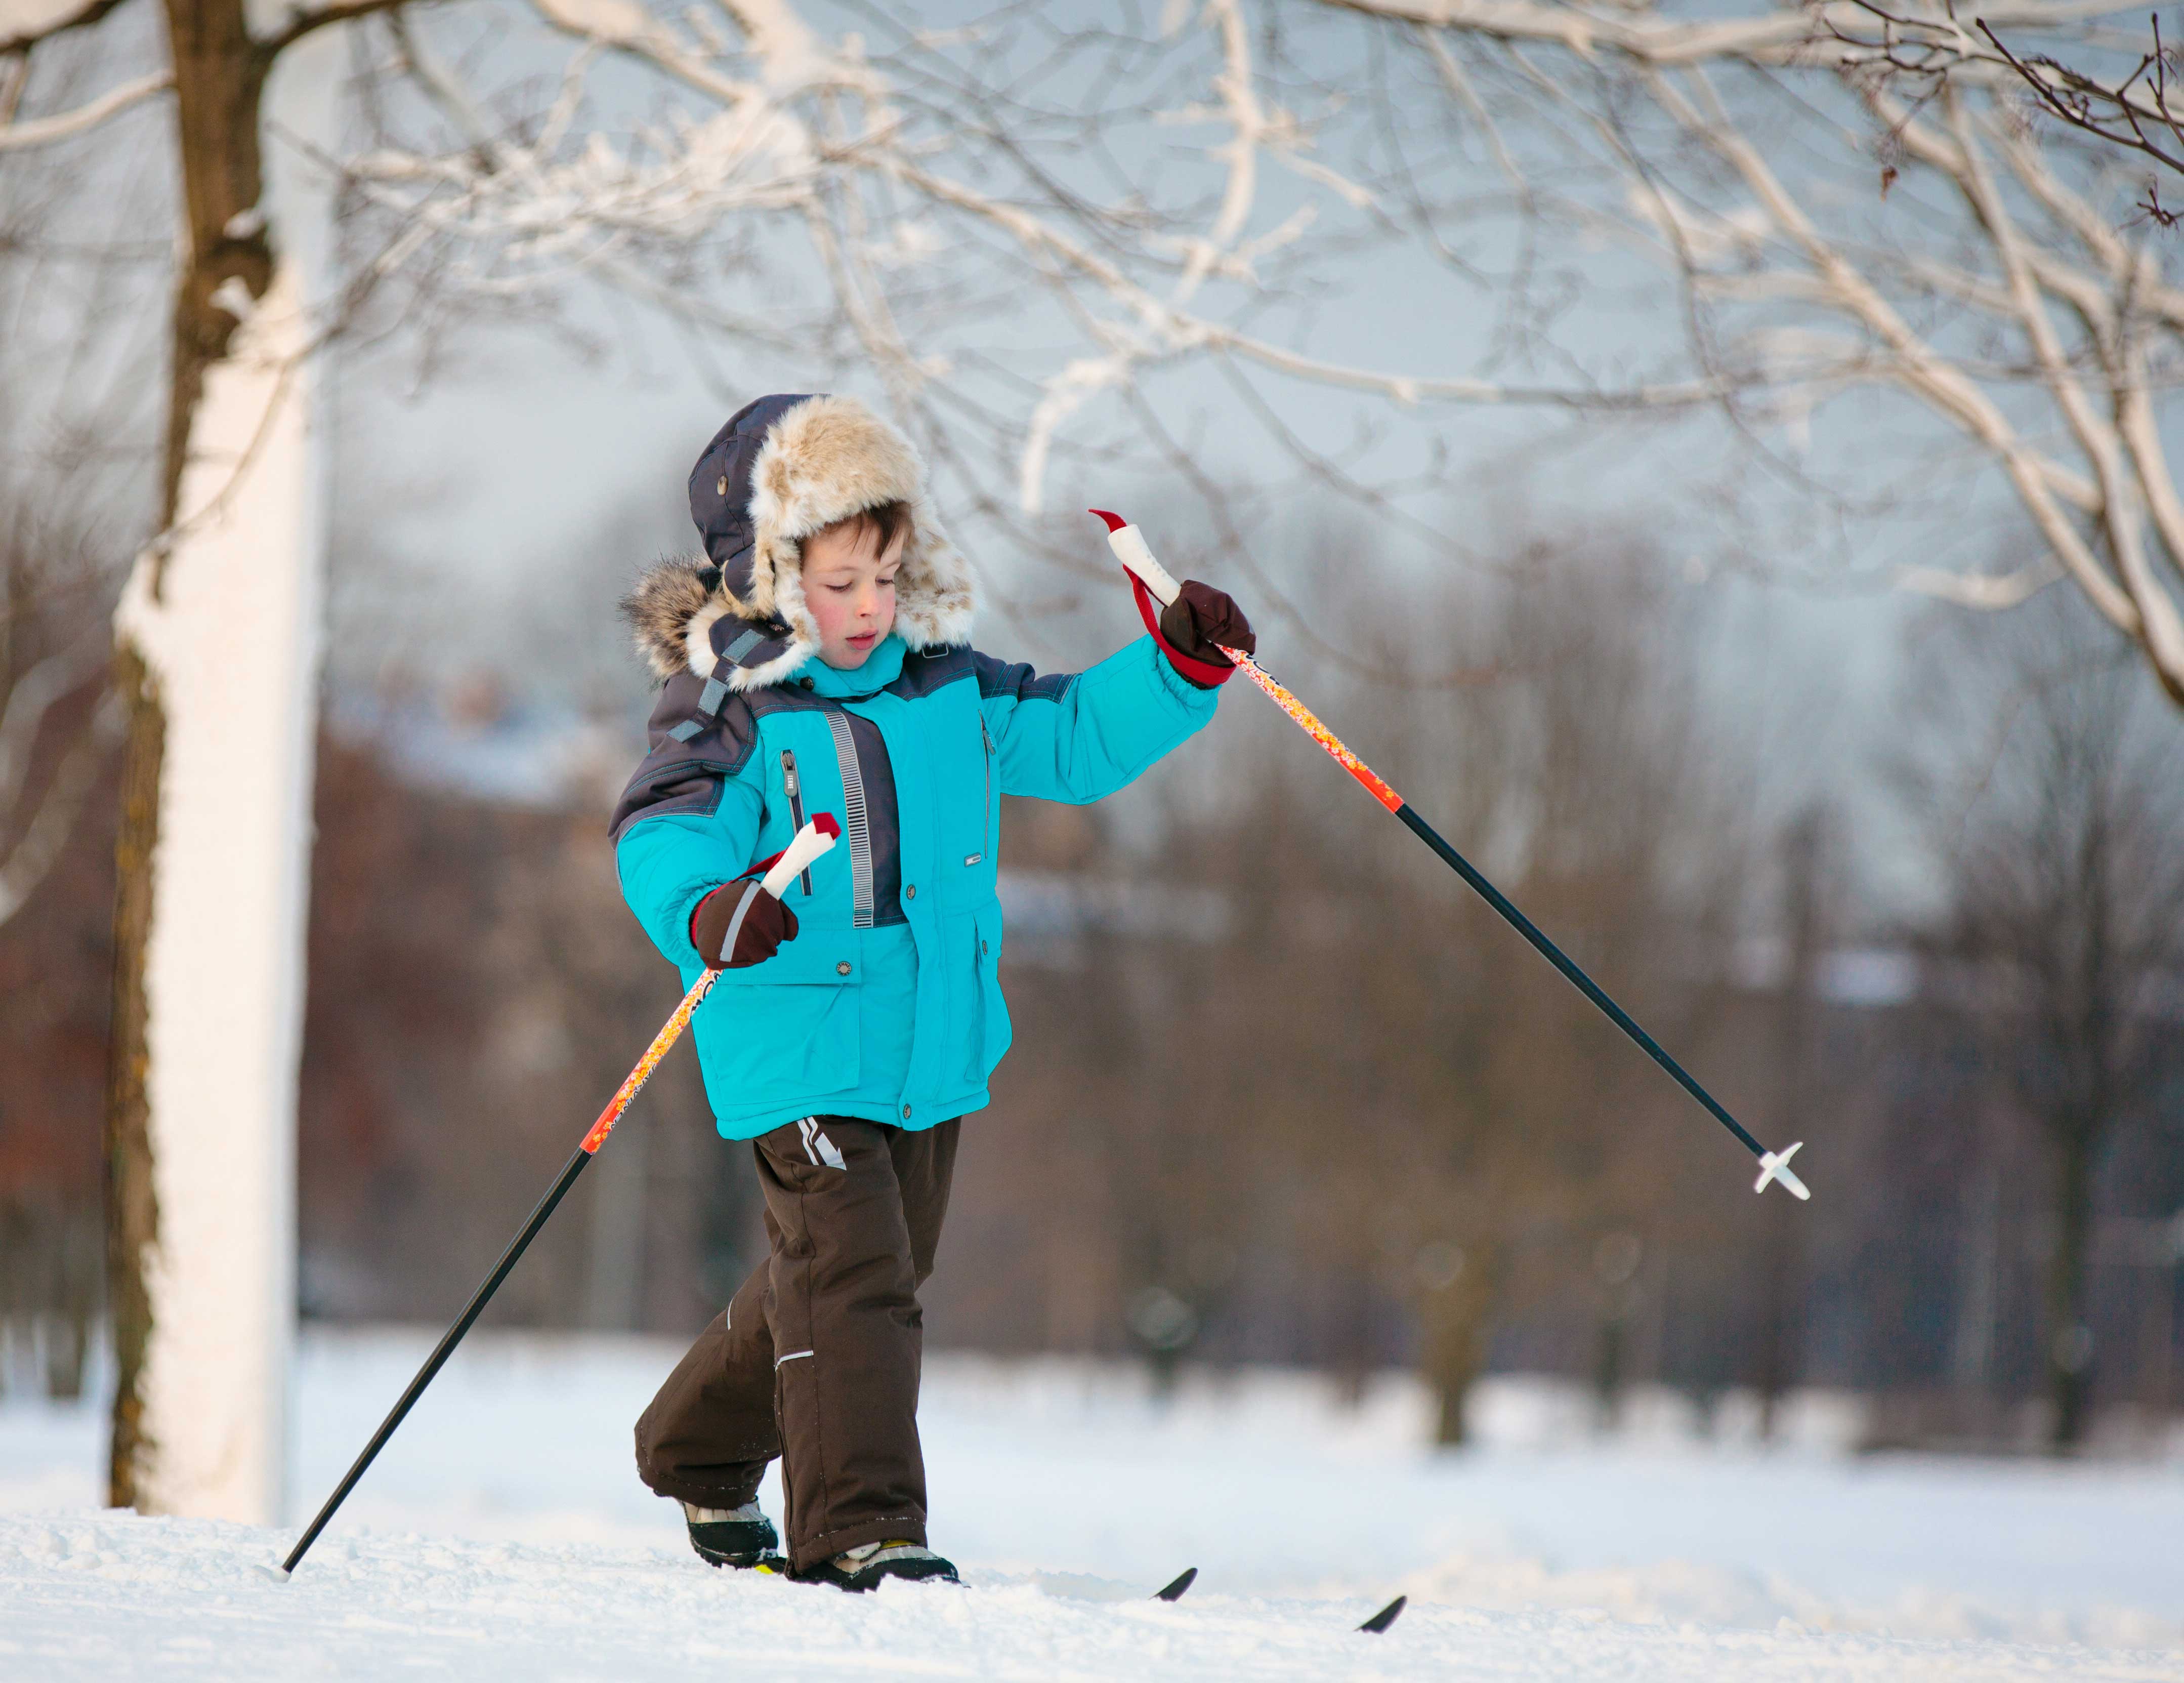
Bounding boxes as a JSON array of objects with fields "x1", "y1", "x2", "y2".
[{"x1": 624, "y1": 394, "x2": 975, "y2": 691}]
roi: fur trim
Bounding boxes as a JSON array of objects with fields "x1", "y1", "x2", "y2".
[
  {"x1": 624, "y1": 558, "x2": 724, "y2": 684},
  {"x1": 739, "y1": 396, "x2": 974, "y2": 655},
  {"x1": 626, "y1": 395, "x2": 977, "y2": 688},
  {"x1": 684, "y1": 598, "x2": 732, "y2": 679}
]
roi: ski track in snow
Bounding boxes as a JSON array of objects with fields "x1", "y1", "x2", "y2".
[{"x1": 3, "y1": 1329, "x2": 2182, "y2": 1681}]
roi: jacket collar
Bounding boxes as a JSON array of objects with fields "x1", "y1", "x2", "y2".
[{"x1": 801, "y1": 635, "x2": 907, "y2": 699}]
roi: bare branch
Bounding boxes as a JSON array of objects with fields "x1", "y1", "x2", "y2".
[
  {"x1": 0, "y1": 686, "x2": 119, "y2": 927},
  {"x1": 0, "y1": 641, "x2": 100, "y2": 808}
]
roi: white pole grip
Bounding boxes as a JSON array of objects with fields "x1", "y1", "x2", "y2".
[
  {"x1": 1104, "y1": 523, "x2": 1185, "y2": 607},
  {"x1": 762, "y1": 816, "x2": 839, "y2": 899}
]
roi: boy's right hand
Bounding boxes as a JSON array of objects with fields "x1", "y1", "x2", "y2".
[{"x1": 691, "y1": 883, "x2": 800, "y2": 968}]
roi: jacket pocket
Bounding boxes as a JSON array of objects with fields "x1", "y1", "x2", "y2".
[
  {"x1": 969, "y1": 900, "x2": 1011, "y2": 1079},
  {"x1": 703, "y1": 933, "x2": 863, "y2": 1097}
]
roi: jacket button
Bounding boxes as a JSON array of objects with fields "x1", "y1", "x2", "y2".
[
  {"x1": 904, "y1": 884, "x2": 916, "y2": 899},
  {"x1": 799, "y1": 676, "x2": 814, "y2": 690},
  {"x1": 836, "y1": 961, "x2": 852, "y2": 976},
  {"x1": 902, "y1": 1104, "x2": 912, "y2": 1119}
]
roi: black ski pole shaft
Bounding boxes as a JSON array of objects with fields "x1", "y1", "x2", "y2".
[
  {"x1": 281, "y1": 821, "x2": 843, "y2": 1575},
  {"x1": 1091, "y1": 511, "x2": 1810, "y2": 1200},
  {"x1": 1391, "y1": 801, "x2": 1761, "y2": 1154},
  {"x1": 280, "y1": 1143, "x2": 595, "y2": 1575}
]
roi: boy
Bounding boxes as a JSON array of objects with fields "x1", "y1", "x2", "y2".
[{"x1": 611, "y1": 393, "x2": 1252, "y2": 1591}]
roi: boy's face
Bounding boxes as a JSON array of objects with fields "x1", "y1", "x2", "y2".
[{"x1": 802, "y1": 517, "x2": 906, "y2": 669}]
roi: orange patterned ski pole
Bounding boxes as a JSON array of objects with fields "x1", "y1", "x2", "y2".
[
  {"x1": 283, "y1": 815, "x2": 842, "y2": 1575},
  {"x1": 1091, "y1": 510, "x2": 1809, "y2": 1204}
]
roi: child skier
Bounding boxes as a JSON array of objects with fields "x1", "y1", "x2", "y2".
[{"x1": 610, "y1": 393, "x2": 1254, "y2": 1591}]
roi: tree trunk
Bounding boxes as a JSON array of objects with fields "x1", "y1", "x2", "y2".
[
  {"x1": 2045, "y1": 1118, "x2": 2097, "y2": 1452},
  {"x1": 1755, "y1": 810, "x2": 1823, "y2": 1440},
  {"x1": 1420, "y1": 1244, "x2": 1500, "y2": 1447},
  {"x1": 105, "y1": 0, "x2": 323, "y2": 1520}
]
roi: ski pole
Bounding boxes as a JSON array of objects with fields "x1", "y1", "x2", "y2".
[
  {"x1": 1090, "y1": 511, "x2": 1809, "y2": 1202},
  {"x1": 280, "y1": 815, "x2": 843, "y2": 1576}
]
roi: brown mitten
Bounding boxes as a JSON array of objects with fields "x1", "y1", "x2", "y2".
[
  {"x1": 690, "y1": 882, "x2": 800, "y2": 968},
  {"x1": 1157, "y1": 581, "x2": 1256, "y2": 685}
]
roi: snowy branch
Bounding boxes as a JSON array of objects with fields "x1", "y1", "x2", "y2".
[
  {"x1": 1303, "y1": 0, "x2": 2184, "y2": 707},
  {"x1": 0, "y1": 0, "x2": 134, "y2": 55},
  {"x1": 335, "y1": 0, "x2": 1767, "y2": 550},
  {"x1": 309, "y1": 0, "x2": 2184, "y2": 702},
  {"x1": 0, "y1": 66, "x2": 167, "y2": 149},
  {"x1": 256, "y1": 0, "x2": 416, "y2": 60}
]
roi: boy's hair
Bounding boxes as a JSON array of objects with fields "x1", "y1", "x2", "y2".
[{"x1": 810, "y1": 500, "x2": 913, "y2": 560}]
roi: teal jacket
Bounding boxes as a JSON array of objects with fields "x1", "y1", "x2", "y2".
[{"x1": 612, "y1": 627, "x2": 1220, "y2": 1139}]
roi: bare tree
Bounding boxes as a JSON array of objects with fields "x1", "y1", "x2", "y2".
[
  {"x1": 1832, "y1": 1, "x2": 2184, "y2": 224},
  {"x1": 1, "y1": 0, "x2": 410, "y2": 1520},
  {"x1": 1286, "y1": 0, "x2": 2184, "y2": 710},
  {"x1": 1752, "y1": 806, "x2": 1829, "y2": 1438},
  {"x1": 313, "y1": 0, "x2": 2184, "y2": 718},
  {"x1": 1914, "y1": 600, "x2": 2184, "y2": 1448},
  {"x1": 0, "y1": 22, "x2": 160, "y2": 929},
  {"x1": 1210, "y1": 541, "x2": 1759, "y2": 1441}
]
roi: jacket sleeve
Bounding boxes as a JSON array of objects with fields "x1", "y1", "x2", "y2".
[
  {"x1": 611, "y1": 678, "x2": 768, "y2": 971},
  {"x1": 976, "y1": 635, "x2": 1221, "y2": 805}
]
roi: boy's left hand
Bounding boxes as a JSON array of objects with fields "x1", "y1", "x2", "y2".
[{"x1": 1158, "y1": 582, "x2": 1256, "y2": 682}]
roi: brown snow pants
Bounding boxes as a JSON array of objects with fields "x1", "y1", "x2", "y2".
[{"x1": 634, "y1": 1115, "x2": 959, "y2": 1571}]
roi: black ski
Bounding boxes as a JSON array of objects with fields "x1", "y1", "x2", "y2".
[
  {"x1": 750, "y1": 1554, "x2": 1387, "y2": 1629},
  {"x1": 1153, "y1": 1567, "x2": 1197, "y2": 1602},
  {"x1": 1358, "y1": 1594, "x2": 1406, "y2": 1634}
]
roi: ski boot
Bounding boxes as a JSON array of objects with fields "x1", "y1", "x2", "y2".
[
  {"x1": 795, "y1": 1540, "x2": 960, "y2": 1593},
  {"x1": 682, "y1": 1501, "x2": 779, "y2": 1570}
]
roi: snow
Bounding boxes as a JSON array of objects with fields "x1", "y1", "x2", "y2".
[{"x1": 3, "y1": 1329, "x2": 2181, "y2": 1679}]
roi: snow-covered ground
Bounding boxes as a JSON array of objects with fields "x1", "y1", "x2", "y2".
[{"x1": 4, "y1": 1328, "x2": 2182, "y2": 1679}]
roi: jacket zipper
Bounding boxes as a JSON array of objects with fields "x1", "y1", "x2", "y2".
[
  {"x1": 779, "y1": 749, "x2": 814, "y2": 895},
  {"x1": 973, "y1": 716, "x2": 994, "y2": 867}
]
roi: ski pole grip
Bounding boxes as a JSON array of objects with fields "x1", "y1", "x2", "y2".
[
  {"x1": 1090, "y1": 511, "x2": 1184, "y2": 607},
  {"x1": 763, "y1": 814, "x2": 840, "y2": 898}
]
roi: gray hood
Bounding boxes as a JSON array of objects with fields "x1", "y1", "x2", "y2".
[{"x1": 624, "y1": 394, "x2": 976, "y2": 692}]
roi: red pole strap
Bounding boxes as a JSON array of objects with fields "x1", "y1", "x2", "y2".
[{"x1": 1127, "y1": 570, "x2": 1241, "y2": 689}]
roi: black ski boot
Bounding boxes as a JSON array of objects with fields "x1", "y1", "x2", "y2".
[
  {"x1": 682, "y1": 1501, "x2": 779, "y2": 1569},
  {"x1": 794, "y1": 1540, "x2": 960, "y2": 1593}
]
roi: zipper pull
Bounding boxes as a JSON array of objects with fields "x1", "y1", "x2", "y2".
[{"x1": 779, "y1": 749, "x2": 814, "y2": 895}]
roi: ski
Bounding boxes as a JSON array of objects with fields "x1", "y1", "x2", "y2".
[
  {"x1": 1358, "y1": 1594, "x2": 1406, "y2": 1634},
  {"x1": 747, "y1": 1557, "x2": 1203, "y2": 1602},
  {"x1": 746, "y1": 1552, "x2": 1388, "y2": 1630}
]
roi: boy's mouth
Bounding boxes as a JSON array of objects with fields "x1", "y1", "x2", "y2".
[{"x1": 847, "y1": 631, "x2": 878, "y2": 649}]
